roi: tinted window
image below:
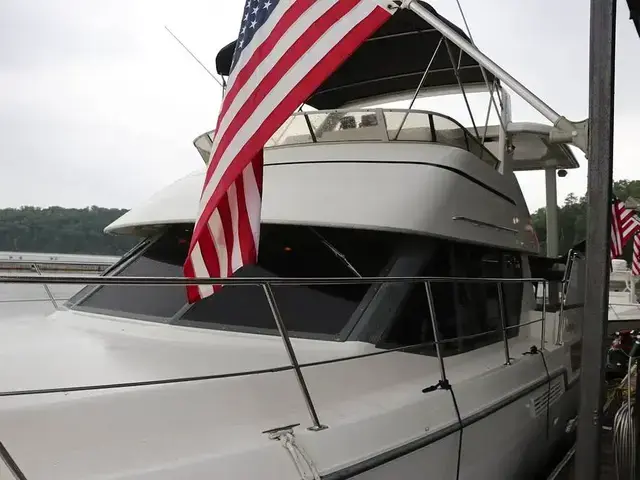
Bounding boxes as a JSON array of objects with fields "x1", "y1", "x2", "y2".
[
  {"x1": 71, "y1": 223, "x2": 398, "y2": 338},
  {"x1": 182, "y1": 224, "x2": 396, "y2": 337},
  {"x1": 73, "y1": 226, "x2": 191, "y2": 320},
  {"x1": 66, "y1": 238, "x2": 151, "y2": 307},
  {"x1": 378, "y1": 241, "x2": 522, "y2": 356}
]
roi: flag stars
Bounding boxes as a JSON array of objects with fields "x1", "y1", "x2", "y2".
[{"x1": 232, "y1": 0, "x2": 279, "y2": 70}]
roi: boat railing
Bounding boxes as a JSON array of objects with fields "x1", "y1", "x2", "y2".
[
  {"x1": 556, "y1": 249, "x2": 585, "y2": 344},
  {"x1": 0, "y1": 259, "x2": 113, "y2": 309},
  {"x1": 265, "y1": 108, "x2": 499, "y2": 168},
  {"x1": 0, "y1": 273, "x2": 569, "y2": 432}
]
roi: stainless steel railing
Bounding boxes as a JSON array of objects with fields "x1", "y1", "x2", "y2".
[
  {"x1": 0, "y1": 273, "x2": 568, "y2": 431},
  {"x1": 556, "y1": 250, "x2": 585, "y2": 345},
  {"x1": 0, "y1": 258, "x2": 116, "y2": 311}
]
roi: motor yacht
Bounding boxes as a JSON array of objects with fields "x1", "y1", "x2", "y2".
[{"x1": 0, "y1": 2, "x2": 586, "y2": 479}]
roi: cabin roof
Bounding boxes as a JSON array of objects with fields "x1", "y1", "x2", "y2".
[
  {"x1": 105, "y1": 141, "x2": 532, "y2": 255},
  {"x1": 214, "y1": 1, "x2": 494, "y2": 110}
]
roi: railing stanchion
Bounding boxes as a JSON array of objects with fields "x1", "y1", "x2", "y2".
[
  {"x1": 32, "y1": 264, "x2": 59, "y2": 310},
  {"x1": 557, "y1": 281, "x2": 566, "y2": 345},
  {"x1": 556, "y1": 250, "x2": 575, "y2": 345},
  {"x1": 424, "y1": 281, "x2": 447, "y2": 383},
  {"x1": 497, "y1": 282, "x2": 511, "y2": 365},
  {"x1": 541, "y1": 281, "x2": 547, "y2": 350},
  {"x1": 261, "y1": 282, "x2": 328, "y2": 431}
]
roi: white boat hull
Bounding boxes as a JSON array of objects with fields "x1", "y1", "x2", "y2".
[{"x1": 0, "y1": 310, "x2": 579, "y2": 479}]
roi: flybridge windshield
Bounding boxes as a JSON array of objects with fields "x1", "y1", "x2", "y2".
[
  {"x1": 193, "y1": 109, "x2": 499, "y2": 169},
  {"x1": 66, "y1": 224, "x2": 398, "y2": 339},
  {"x1": 267, "y1": 109, "x2": 498, "y2": 168}
]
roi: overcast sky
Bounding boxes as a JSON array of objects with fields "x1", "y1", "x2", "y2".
[{"x1": 1, "y1": 0, "x2": 638, "y2": 213}]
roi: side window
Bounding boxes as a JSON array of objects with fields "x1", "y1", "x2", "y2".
[
  {"x1": 377, "y1": 241, "x2": 522, "y2": 356},
  {"x1": 181, "y1": 225, "x2": 398, "y2": 337},
  {"x1": 73, "y1": 226, "x2": 191, "y2": 321},
  {"x1": 375, "y1": 241, "x2": 454, "y2": 355}
]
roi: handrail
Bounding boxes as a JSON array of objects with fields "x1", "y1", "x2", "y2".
[
  {"x1": 0, "y1": 274, "x2": 547, "y2": 286},
  {"x1": 31, "y1": 264, "x2": 59, "y2": 311},
  {"x1": 0, "y1": 259, "x2": 116, "y2": 267},
  {"x1": 0, "y1": 324, "x2": 535, "y2": 398},
  {"x1": 0, "y1": 273, "x2": 568, "y2": 432},
  {"x1": 556, "y1": 250, "x2": 584, "y2": 345}
]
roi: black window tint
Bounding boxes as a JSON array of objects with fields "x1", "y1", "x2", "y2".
[
  {"x1": 316, "y1": 227, "x2": 396, "y2": 276},
  {"x1": 181, "y1": 224, "x2": 397, "y2": 337},
  {"x1": 65, "y1": 238, "x2": 151, "y2": 307},
  {"x1": 378, "y1": 241, "x2": 522, "y2": 356},
  {"x1": 74, "y1": 226, "x2": 191, "y2": 320},
  {"x1": 502, "y1": 253, "x2": 523, "y2": 329},
  {"x1": 376, "y1": 241, "x2": 452, "y2": 355}
]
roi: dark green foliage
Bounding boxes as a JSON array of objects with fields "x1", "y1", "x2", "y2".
[
  {"x1": 0, "y1": 206, "x2": 136, "y2": 255},
  {"x1": 532, "y1": 179, "x2": 640, "y2": 261}
]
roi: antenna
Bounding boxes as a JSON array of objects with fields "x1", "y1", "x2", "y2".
[{"x1": 164, "y1": 26, "x2": 224, "y2": 88}]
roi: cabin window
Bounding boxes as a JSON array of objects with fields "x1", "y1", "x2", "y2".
[
  {"x1": 70, "y1": 226, "x2": 191, "y2": 321},
  {"x1": 70, "y1": 223, "x2": 397, "y2": 338},
  {"x1": 377, "y1": 241, "x2": 522, "y2": 356},
  {"x1": 181, "y1": 224, "x2": 396, "y2": 337}
]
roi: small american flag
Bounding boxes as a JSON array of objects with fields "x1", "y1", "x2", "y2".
[
  {"x1": 611, "y1": 197, "x2": 640, "y2": 259},
  {"x1": 633, "y1": 234, "x2": 640, "y2": 276},
  {"x1": 183, "y1": 0, "x2": 397, "y2": 303}
]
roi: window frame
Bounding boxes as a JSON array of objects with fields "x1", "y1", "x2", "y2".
[
  {"x1": 171, "y1": 225, "x2": 400, "y2": 341},
  {"x1": 67, "y1": 224, "x2": 401, "y2": 341},
  {"x1": 66, "y1": 227, "x2": 186, "y2": 323},
  {"x1": 66, "y1": 224, "x2": 525, "y2": 349},
  {"x1": 358, "y1": 239, "x2": 525, "y2": 356},
  {"x1": 64, "y1": 235, "x2": 156, "y2": 309}
]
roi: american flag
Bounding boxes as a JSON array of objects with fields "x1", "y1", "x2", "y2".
[
  {"x1": 611, "y1": 197, "x2": 640, "y2": 259},
  {"x1": 632, "y1": 233, "x2": 640, "y2": 276},
  {"x1": 183, "y1": 0, "x2": 397, "y2": 303}
]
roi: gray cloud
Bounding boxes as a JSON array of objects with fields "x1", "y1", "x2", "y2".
[
  {"x1": 0, "y1": 0, "x2": 637, "y2": 214},
  {"x1": 0, "y1": 0, "x2": 140, "y2": 71}
]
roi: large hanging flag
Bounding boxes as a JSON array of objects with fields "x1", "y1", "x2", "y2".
[{"x1": 183, "y1": 0, "x2": 397, "y2": 303}]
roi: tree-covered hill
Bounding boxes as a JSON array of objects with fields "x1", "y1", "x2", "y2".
[
  {"x1": 0, "y1": 206, "x2": 136, "y2": 255},
  {"x1": 532, "y1": 179, "x2": 640, "y2": 262},
  {"x1": 3, "y1": 180, "x2": 639, "y2": 258}
]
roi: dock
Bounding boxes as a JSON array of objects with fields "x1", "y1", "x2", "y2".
[
  {"x1": 0, "y1": 251, "x2": 120, "y2": 273},
  {"x1": 0, "y1": 251, "x2": 120, "y2": 317},
  {"x1": 547, "y1": 350, "x2": 638, "y2": 479}
]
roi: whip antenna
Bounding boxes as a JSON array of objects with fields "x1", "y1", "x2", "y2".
[{"x1": 164, "y1": 26, "x2": 224, "y2": 88}]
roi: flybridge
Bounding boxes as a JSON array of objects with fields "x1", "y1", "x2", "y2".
[{"x1": 214, "y1": 0, "x2": 588, "y2": 155}]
